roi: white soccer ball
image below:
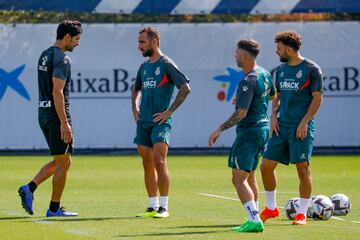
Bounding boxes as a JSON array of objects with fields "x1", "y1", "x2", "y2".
[
  {"x1": 330, "y1": 193, "x2": 351, "y2": 216},
  {"x1": 285, "y1": 198, "x2": 300, "y2": 220},
  {"x1": 311, "y1": 195, "x2": 334, "y2": 220}
]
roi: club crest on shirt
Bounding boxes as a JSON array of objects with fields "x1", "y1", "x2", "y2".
[
  {"x1": 296, "y1": 70, "x2": 303, "y2": 79},
  {"x1": 155, "y1": 67, "x2": 160, "y2": 76},
  {"x1": 143, "y1": 70, "x2": 147, "y2": 76}
]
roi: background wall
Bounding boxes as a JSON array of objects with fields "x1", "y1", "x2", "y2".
[{"x1": 0, "y1": 22, "x2": 359, "y2": 149}]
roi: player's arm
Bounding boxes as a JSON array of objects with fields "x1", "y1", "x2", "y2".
[
  {"x1": 296, "y1": 91, "x2": 323, "y2": 140},
  {"x1": 269, "y1": 68, "x2": 280, "y2": 137},
  {"x1": 52, "y1": 56, "x2": 72, "y2": 144},
  {"x1": 208, "y1": 76, "x2": 255, "y2": 147},
  {"x1": 153, "y1": 62, "x2": 191, "y2": 124},
  {"x1": 297, "y1": 67, "x2": 324, "y2": 140},
  {"x1": 132, "y1": 66, "x2": 142, "y2": 122},
  {"x1": 52, "y1": 77, "x2": 72, "y2": 144},
  {"x1": 168, "y1": 82, "x2": 191, "y2": 113},
  {"x1": 270, "y1": 93, "x2": 280, "y2": 137}
]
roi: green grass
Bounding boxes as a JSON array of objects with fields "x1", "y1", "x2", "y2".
[{"x1": 0, "y1": 155, "x2": 359, "y2": 240}]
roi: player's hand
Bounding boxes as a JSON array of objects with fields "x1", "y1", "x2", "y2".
[
  {"x1": 232, "y1": 97, "x2": 237, "y2": 105},
  {"x1": 60, "y1": 121, "x2": 73, "y2": 144},
  {"x1": 208, "y1": 128, "x2": 221, "y2": 147},
  {"x1": 296, "y1": 120, "x2": 308, "y2": 140},
  {"x1": 132, "y1": 107, "x2": 140, "y2": 122},
  {"x1": 153, "y1": 110, "x2": 172, "y2": 125},
  {"x1": 270, "y1": 115, "x2": 280, "y2": 138}
]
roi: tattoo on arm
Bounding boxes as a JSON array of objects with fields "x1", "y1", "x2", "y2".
[
  {"x1": 168, "y1": 83, "x2": 191, "y2": 113},
  {"x1": 219, "y1": 108, "x2": 247, "y2": 131}
]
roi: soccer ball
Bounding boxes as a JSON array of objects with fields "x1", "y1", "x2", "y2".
[
  {"x1": 330, "y1": 193, "x2": 351, "y2": 216},
  {"x1": 285, "y1": 198, "x2": 300, "y2": 220},
  {"x1": 311, "y1": 195, "x2": 334, "y2": 220}
]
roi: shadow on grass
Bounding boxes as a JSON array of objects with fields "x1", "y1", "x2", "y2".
[
  {"x1": 0, "y1": 216, "x2": 31, "y2": 220},
  {"x1": 39, "y1": 216, "x2": 137, "y2": 222},
  {"x1": 167, "y1": 224, "x2": 236, "y2": 229},
  {"x1": 15, "y1": 216, "x2": 138, "y2": 222},
  {"x1": 114, "y1": 229, "x2": 229, "y2": 238}
]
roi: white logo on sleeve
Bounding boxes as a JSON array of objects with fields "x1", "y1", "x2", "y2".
[
  {"x1": 41, "y1": 56, "x2": 48, "y2": 66},
  {"x1": 242, "y1": 85, "x2": 248, "y2": 92},
  {"x1": 280, "y1": 72, "x2": 284, "y2": 77},
  {"x1": 155, "y1": 67, "x2": 160, "y2": 76},
  {"x1": 296, "y1": 70, "x2": 303, "y2": 78},
  {"x1": 38, "y1": 55, "x2": 48, "y2": 71}
]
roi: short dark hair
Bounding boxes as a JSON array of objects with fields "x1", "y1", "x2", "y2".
[
  {"x1": 56, "y1": 20, "x2": 83, "y2": 40},
  {"x1": 139, "y1": 27, "x2": 160, "y2": 46},
  {"x1": 275, "y1": 31, "x2": 302, "y2": 51},
  {"x1": 237, "y1": 39, "x2": 260, "y2": 58}
]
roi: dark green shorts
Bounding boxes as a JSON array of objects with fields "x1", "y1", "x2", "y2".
[
  {"x1": 228, "y1": 126, "x2": 269, "y2": 171},
  {"x1": 134, "y1": 122, "x2": 171, "y2": 148},
  {"x1": 263, "y1": 124, "x2": 315, "y2": 165},
  {"x1": 38, "y1": 113, "x2": 73, "y2": 156}
]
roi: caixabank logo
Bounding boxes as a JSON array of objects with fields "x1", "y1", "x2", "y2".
[
  {"x1": 69, "y1": 69, "x2": 135, "y2": 99},
  {"x1": 213, "y1": 67, "x2": 244, "y2": 102},
  {"x1": 0, "y1": 64, "x2": 30, "y2": 101}
]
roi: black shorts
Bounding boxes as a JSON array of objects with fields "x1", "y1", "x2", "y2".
[{"x1": 38, "y1": 112, "x2": 73, "y2": 156}]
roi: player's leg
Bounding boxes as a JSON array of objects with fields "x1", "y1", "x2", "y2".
[
  {"x1": 44, "y1": 118, "x2": 77, "y2": 217},
  {"x1": 248, "y1": 170, "x2": 259, "y2": 210},
  {"x1": 134, "y1": 123, "x2": 159, "y2": 217},
  {"x1": 229, "y1": 131, "x2": 263, "y2": 233},
  {"x1": 32, "y1": 160, "x2": 57, "y2": 186},
  {"x1": 232, "y1": 169, "x2": 264, "y2": 233},
  {"x1": 135, "y1": 144, "x2": 159, "y2": 217},
  {"x1": 260, "y1": 129, "x2": 289, "y2": 222},
  {"x1": 18, "y1": 117, "x2": 55, "y2": 215},
  {"x1": 152, "y1": 142, "x2": 170, "y2": 218},
  {"x1": 151, "y1": 123, "x2": 171, "y2": 218},
  {"x1": 290, "y1": 125, "x2": 315, "y2": 225}
]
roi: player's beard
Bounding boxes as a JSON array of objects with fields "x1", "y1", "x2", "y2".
[
  {"x1": 279, "y1": 56, "x2": 289, "y2": 62},
  {"x1": 142, "y1": 48, "x2": 154, "y2": 57}
]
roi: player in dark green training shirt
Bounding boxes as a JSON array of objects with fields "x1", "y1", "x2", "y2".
[
  {"x1": 260, "y1": 31, "x2": 323, "y2": 226},
  {"x1": 18, "y1": 20, "x2": 82, "y2": 217},
  {"x1": 132, "y1": 27, "x2": 191, "y2": 218},
  {"x1": 209, "y1": 39, "x2": 275, "y2": 233}
]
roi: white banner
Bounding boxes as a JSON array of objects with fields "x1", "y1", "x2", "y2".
[{"x1": 0, "y1": 22, "x2": 359, "y2": 149}]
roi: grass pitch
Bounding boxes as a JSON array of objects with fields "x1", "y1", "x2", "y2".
[{"x1": 0, "y1": 155, "x2": 359, "y2": 239}]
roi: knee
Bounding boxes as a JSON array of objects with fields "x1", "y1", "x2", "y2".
[
  {"x1": 56, "y1": 156, "x2": 71, "y2": 171},
  {"x1": 154, "y1": 158, "x2": 166, "y2": 170}
]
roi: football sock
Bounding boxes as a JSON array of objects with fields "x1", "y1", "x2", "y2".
[
  {"x1": 149, "y1": 197, "x2": 159, "y2": 210},
  {"x1": 298, "y1": 198, "x2": 310, "y2": 216},
  {"x1": 28, "y1": 181, "x2": 37, "y2": 193},
  {"x1": 244, "y1": 201, "x2": 261, "y2": 223},
  {"x1": 49, "y1": 201, "x2": 60, "y2": 213},
  {"x1": 265, "y1": 190, "x2": 277, "y2": 210},
  {"x1": 159, "y1": 196, "x2": 168, "y2": 210}
]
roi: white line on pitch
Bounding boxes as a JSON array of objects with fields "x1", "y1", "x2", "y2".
[
  {"x1": 331, "y1": 216, "x2": 345, "y2": 221},
  {"x1": 199, "y1": 193, "x2": 240, "y2": 201},
  {"x1": 198, "y1": 193, "x2": 285, "y2": 209}
]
